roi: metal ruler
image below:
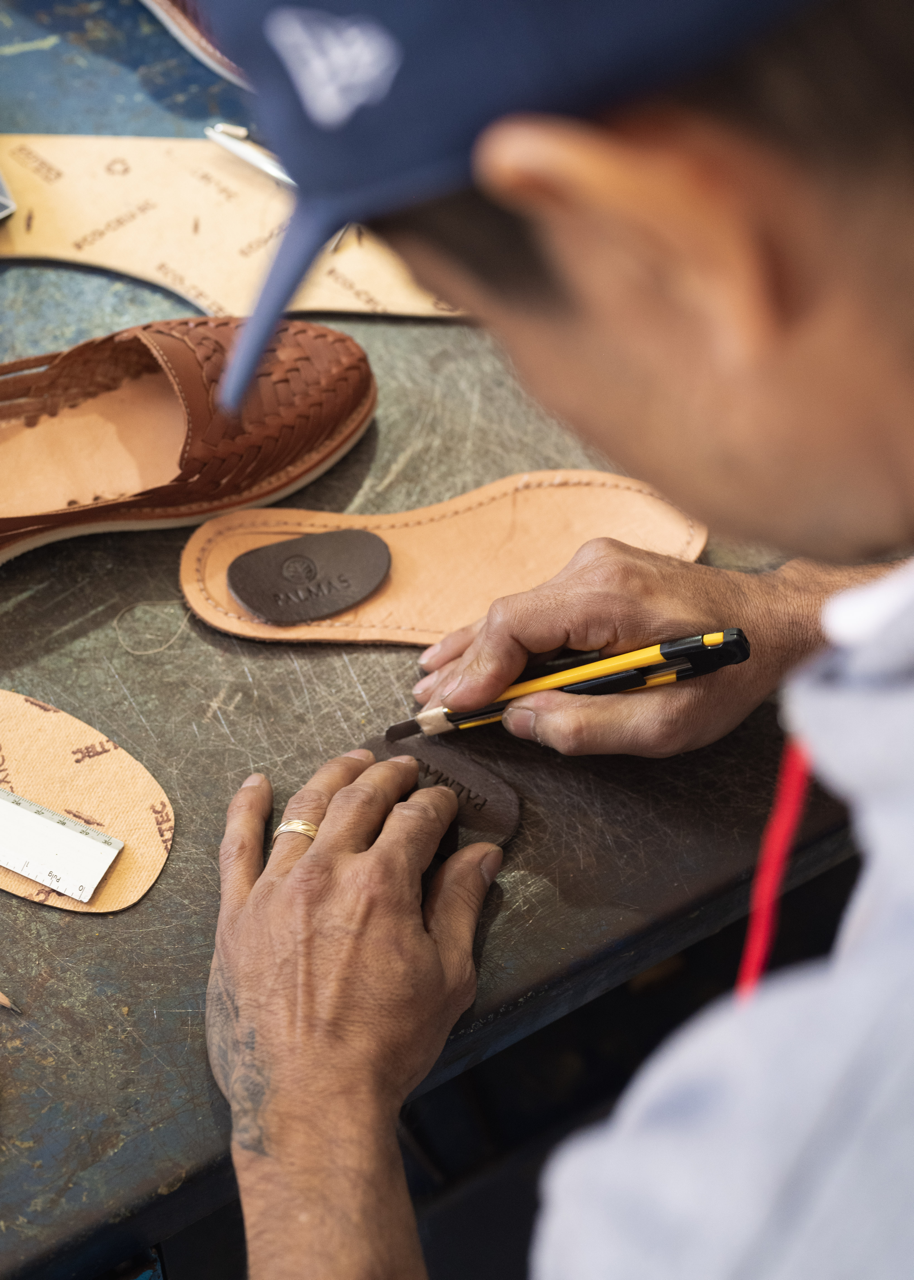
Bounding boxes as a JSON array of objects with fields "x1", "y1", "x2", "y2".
[
  {"x1": 0, "y1": 161, "x2": 14, "y2": 222},
  {"x1": 0, "y1": 787, "x2": 123, "y2": 903}
]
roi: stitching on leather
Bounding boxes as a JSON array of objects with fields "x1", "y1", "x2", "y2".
[
  {"x1": 140, "y1": 337, "x2": 194, "y2": 469},
  {"x1": 190, "y1": 478, "x2": 702, "y2": 630}
]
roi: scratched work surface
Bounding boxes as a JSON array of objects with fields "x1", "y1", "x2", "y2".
[
  {"x1": 0, "y1": 8, "x2": 852, "y2": 1279},
  {"x1": 0, "y1": 316, "x2": 852, "y2": 1280}
]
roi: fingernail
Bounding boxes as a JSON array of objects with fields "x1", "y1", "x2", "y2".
[
  {"x1": 419, "y1": 643, "x2": 440, "y2": 667},
  {"x1": 391, "y1": 754, "x2": 417, "y2": 764},
  {"x1": 345, "y1": 749, "x2": 374, "y2": 760},
  {"x1": 241, "y1": 773, "x2": 264, "y2": 788},
  {"x1": 480, "y1": 848, "x2": 503, "y2": 887},
  {"x1": 440, "y1": 677, "x2": 462, "y2": 703},
  {"x1": 412, "y1": 673, "x2": 434, "y2": 696},
  {"x1": 503, "y1": 707, "x2": 537, "y2": 740}
]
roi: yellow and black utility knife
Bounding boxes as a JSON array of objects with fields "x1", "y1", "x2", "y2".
[{"x1": 388, "y1": 629, "x2": 750, "y2": 739}]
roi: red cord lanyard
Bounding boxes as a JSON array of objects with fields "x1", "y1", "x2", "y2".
[{"x1": 736, "y1": 739, "x2": 812, "y2": 998}]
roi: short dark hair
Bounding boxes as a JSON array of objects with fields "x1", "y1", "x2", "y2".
[{"x1": 370, "y1": 0, "x2": 914, "y2": 305}]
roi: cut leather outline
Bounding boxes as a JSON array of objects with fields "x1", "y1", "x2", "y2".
[{"x1": 362, "y1": 730, "x2": 520, "y2": 849}]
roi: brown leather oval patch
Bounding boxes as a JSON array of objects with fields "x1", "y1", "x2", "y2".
[
  {"x1": 362, "y1": 731, "x2": 520, "y2": 850},
  {"x1": 227, "y1": 529, "x2": 391, "y2": 624}
]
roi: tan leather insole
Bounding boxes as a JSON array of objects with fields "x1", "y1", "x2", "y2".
[
  {"x1": 0, "y1": 372, "x2": 186, "y2": 517},
  {"x1": 180, "y1": 470, "x2": 708, "y2": 646}
]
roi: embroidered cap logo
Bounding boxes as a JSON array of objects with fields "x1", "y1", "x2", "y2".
[{"x1": 264, "y1": 7, "x2": 403, "y2": 130}]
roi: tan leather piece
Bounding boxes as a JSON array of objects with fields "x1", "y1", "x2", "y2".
[
  {"x1": 0, "y1": 136, "x2": 456, "y2": 319},
  {"x1": 0, "y1": 692, "x2": 173, "y2": 913},
  {"x1": 180, "y1": 470, "x2": 708, "y2": 646},
  {"x1": 0, "y1": 317, "x2": 376, "y2": 564}
]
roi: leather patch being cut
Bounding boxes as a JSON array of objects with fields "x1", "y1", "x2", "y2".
[
  {"x1": 0, "y1": 691, "x2": 173, "y2": 913},
  {"x1": 227, "y1": 529, "x2": 391, "y2": 625},
  {"x1": 362, "y1": 731, "x2": 520, "y2": 850}
]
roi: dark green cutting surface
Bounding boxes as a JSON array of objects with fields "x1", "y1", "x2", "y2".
[{"x1": 0, "y1": 5, "x2": 852, "y2": 1273}]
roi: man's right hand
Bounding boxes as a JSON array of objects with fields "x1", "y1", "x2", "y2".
[{"x1": 411, "y1": 539, "x2": 884, "y2": 757}]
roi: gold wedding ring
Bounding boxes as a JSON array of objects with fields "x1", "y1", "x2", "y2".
[{"x1": 271, "y1": 818, "x2": 320, "y2": 848}]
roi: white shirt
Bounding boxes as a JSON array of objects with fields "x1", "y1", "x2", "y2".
[{"x1": 532, "y1": 560, "x2": 914, "y2": 1280}]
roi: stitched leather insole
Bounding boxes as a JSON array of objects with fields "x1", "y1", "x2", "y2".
[
  {"x1": 180, "y1": 470, "x2": 708, "y2": 646},
  {"x1": 0, "y1": 373, "x2": 186, "y2": 517}
]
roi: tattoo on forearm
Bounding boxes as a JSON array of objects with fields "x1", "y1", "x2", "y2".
[{"x1": 206, "y1": 951, "x2": 272, "y2": 1156}]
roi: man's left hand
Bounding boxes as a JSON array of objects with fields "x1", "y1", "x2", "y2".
[
  {"x1": 207, "y1": 750, "x2": 501, "y2": 1153},
  {"x1": 206, "y1": 751, "x2": 501, "y2": 1280}
]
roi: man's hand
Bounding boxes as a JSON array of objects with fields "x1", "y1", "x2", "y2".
[
  {"x1": 207, "y1": 753, "x2": 501, "y2": 1280},
  {"x1": 412, "y1": 540, "x2": 888, "y2": 757}
]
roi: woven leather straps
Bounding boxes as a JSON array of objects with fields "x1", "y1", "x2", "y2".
[{"x1": 0, "y1": 317, "x2": 375, "y2": 546}]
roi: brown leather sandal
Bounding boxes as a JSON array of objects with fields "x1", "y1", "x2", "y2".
[
  {"x1": 0, "y1": 316, "x2": 376, "y2": 566},
  {"x1": 136, "y1": 0, "x2": 249, "y2": 87}
]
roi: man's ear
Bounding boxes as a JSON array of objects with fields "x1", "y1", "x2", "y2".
[{"x1": 473, "y1": 109, "x2": 818, "y2": 370}]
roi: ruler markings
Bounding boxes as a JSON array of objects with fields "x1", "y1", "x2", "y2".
[{"x1": 0, "y1": 787, "x2": 123, "y2": 903}]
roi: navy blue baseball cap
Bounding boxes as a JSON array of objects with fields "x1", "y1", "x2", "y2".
[{"x1": 202, "y1": 0, "x2": 815, "y2": 410}]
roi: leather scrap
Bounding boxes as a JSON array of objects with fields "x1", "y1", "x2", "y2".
[
  {"x1": 228, "y1": 528, "x2": 391, "y2": 624},
  {"x1": 362, "y1": 730, "x2": 520, "y2": 850},
  {"x1": 0, "y1": 135, "x2": 455, "y2": 318},
  {"x1": 0, "y1": 691, "x2": 173, "y2": 913}
]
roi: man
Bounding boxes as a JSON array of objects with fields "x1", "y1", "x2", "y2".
[{"x1": 203, "y1": 0, "x2": 914, "y2": 1275}]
